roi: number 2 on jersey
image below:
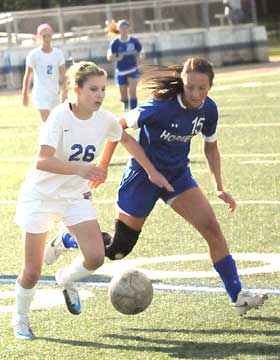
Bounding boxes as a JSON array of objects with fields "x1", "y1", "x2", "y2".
[
  {"x1": 69, "y1": 144, "x2": 96, "y2": 162},
  {"x1": 46, "y1": 65, "x2": 53, "y2": 75}
]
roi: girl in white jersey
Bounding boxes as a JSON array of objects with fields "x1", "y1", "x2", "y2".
[
  {"x1": 22, "y1": 23, "x2": 67, "y2": 122},
  {"x1": 12, "y1": 61, "x2": 173, "y2": 340}
]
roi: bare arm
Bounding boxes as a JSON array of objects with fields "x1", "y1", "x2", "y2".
[
  {"x1": 120, "y1": 131, "x2": 174, "y2": 191},
  {"x1": 106, "y1": 48, "x2": 124, "y2": 62},
  {"x1": 22, "y1": 66, "x2": 33, "y2": 107},
  {"x1": 204, "y1": 140, "x2": 236, "y2": 212},
  {"x1": 36, "y1": 145, "x2": 107, "y2": 181},
  {"x1": 89, "y1": 118, "x2": 127, "y2": 188},
  {"x1": 89, "y1": 118, "x2": 174, "y2": 192}
]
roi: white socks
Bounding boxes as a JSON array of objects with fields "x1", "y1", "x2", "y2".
[
  {"x1": 58, "y1": 256, "x2": 93, "y2": 286},
  {"x1": 13, "y1": 279, "x2": 35, "y2": 321}
]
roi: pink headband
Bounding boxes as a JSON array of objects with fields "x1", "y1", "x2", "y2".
[{"x1": 37, "y1": 23, "x2": 53, "y2": 35}]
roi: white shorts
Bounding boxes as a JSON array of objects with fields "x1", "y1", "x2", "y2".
[
  {"x1": 32, "y1": 95, "x2": 60, "y2": 111},
  {"x1": 14, "y1": 198, "x2": 97, "y2": 233}
]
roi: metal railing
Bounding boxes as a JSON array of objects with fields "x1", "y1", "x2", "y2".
[{"x1": 0, "y1": 0, "x2": 257, "y2": 48}]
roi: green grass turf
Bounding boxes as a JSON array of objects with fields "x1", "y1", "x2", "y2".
[{"x1": 0, "y1": 65, "x2": 279, "y2": 359}]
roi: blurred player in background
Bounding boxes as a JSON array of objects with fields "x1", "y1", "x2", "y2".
[
  {"x1": 12, "y1": 61, "x2": 172, "y2": 340},
  {"x1": 106, "y1": 19, "x2": 144, "y2": 112},
  {"x1": 46, "y1": 57, "x2": 268, "y2": 317},
  {"x1": 22, "y1": 23, "x2": 67, "y2": 122}
]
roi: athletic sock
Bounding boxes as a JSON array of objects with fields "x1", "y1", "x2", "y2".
[
  {"x1": 130, "y1": 97, "x2": 138, "y2": 109},
  {"x1": 213, "y1": 254, "x2": 242, "y2": 302},
  {"x1": 121, "y1": 98, "x2": 129, "y2": 111},
  {"x1": 58, "y1": 256, "x2": 93, "y2": 286},
  {"x1": 62, "y1": 232, "x2": 79, "y2": 248},
  {"x1": 13, "y1": 279, "x2": 35, "y2": 318}
]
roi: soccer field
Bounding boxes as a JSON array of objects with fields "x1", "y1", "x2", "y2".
[{"x1": 0, "y1": 63, "x2": 279, "y2": 360}]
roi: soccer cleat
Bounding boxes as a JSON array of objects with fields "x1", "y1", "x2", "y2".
[
  {"x1": 44, "y1": 232, "x2": 68, "y2": 265},
  {"x1": 12, "y1": 315, "x2": 35, "y2": 340},
  {"x1": 56, "y1": 269, "x2": 82, "y2": 315},
  {"x1": 233, "y1": 290, "x2": 268, "y2": 316}
]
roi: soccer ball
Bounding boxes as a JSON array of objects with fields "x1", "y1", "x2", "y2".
[{"x1": 109, "y1": 269, "x2": 153, "y2": 315}]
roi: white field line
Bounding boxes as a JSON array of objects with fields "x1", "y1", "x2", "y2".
[
  {"x1": 0, "y1": 157, "x2": 34, "y2": 162},
  {"x1": 240, "y1": 160, "x2": 280, "y2": 164},
  {"x1": 190, "y1": 153, "x2": 280, "y2": 158},
  {"x1": 219, "y1": 123, "x2": 280, "y2": 128},
  {"x1": 0, "y1": 99, "x2": 21, "y2": 105},
  {"x1": 0, "y1": 279, "x2": 280, "y2": 296},
  {"x1": 216, "y1": 68, "x2": 280, "y2": 80},
  {"x1": 219, "y1": 104, "x2": 280, "y2": 110},
  {"x1": 212, "y1": 80, "x2": 280, "y2": 92},
  {"x1": 0, "y1": 280, "x2": 279, "y2": 298},
  {"x1": 0, "y1": 199, "x2": 279, "y2": 205},
  {"x1": 0, "y1": 134, "x2": 35, "y2": 138}
]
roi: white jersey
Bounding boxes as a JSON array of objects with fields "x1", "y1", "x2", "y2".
[
  {"x1": 26, "y1": 47, "x2": 65, "y2": 102},
  {"x1": 19, "y1": 101, "x2": 122, "y2": 201}
]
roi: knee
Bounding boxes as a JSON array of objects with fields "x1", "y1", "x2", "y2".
[
  {"x1": 202, "y1": 215, "x2": 222, "y2": 238},
  {"x1": 105, "y1": 220, "x2": 141, "y2": 260},
  {"x1": 84, "y1": 252, "x2": 104, "y2": 271},
  {"x1": 22, "y1": 266, "x2": 41, "y2": 287}
]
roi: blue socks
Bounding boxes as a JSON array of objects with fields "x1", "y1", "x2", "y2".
[
  {"x1": 214, "y1": 254, "x2": 242, "y2": 303},
  {"x1": 62, "y1": 232, "x2": 79, "y2": 249},
  {"x1": 121, "y1": 98, "x2": 137, "y2": 111},
  {"x1": 130, "y1": 98, "x2": 138, "y2": 109},
  {"x1": 121, "y1": 98, "x2": 129, "y2": 111}
]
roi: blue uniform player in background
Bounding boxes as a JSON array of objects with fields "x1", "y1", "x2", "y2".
[
  {"x1": 106, "y1": 19, "x2": 144, "y2": 111},
  {"x1": 45, "y1": 57, "x2": 268, "y2": 316}
]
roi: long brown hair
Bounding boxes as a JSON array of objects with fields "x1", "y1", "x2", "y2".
[{"x1": 140, "y1": 57, "x2": 214, "y2": 100}]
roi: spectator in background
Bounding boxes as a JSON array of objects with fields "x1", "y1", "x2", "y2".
[
  {"x1": 22, "y1": 23, "x2": 67, "y2": 122},
  {"x1": 223, "y1": 0, "x2": 244, "y2": 24},
  {"x1": 106, "y1": 19, "x2": 144, "y2": 112}
]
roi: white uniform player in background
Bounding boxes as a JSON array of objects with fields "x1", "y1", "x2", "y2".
[
  {"x1": 22, "y1": 23, "x2": 67, "y2": 122},
  {"x1": 12, "y1": 61, "x2": 173, "y2": 340}
]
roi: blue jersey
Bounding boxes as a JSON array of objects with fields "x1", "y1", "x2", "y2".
[
  {"x1": 125, "y1": 94, "x2": 218, "y2": 171},
  {"x1": 109, "y1": 36, "x2": 142, "y2": 74}
]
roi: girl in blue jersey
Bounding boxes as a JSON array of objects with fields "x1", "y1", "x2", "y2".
[
  {"x1": 45, "y1": 57, "x2": 268, "y2": 316},
  {"x1": 106, "y1": 19, "x2": 144, "y2": 111}
]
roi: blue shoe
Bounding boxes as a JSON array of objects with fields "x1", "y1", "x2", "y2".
[
  {"x1": 13, "y1": 315, "x2": 35, "y2": 340},
  {"x1": 62, "y1": 288, "x2": 82, "y2": 315}
]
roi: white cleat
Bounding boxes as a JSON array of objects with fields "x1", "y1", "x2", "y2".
[
  {"x1": 12, "y1": 315, "x2": 35, "y2": 340},
  {"x1": 44, "y1": 232, "x2": 68, "y2": 265},
  {"x1": 233, "y1": 290, "x2": 268, "y2": 316},
  {"x1": 55, "y1": 269, "x2": 82, "y2": 315}
]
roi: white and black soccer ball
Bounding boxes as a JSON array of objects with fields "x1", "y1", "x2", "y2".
[{"x1": 109, "y1": 269, "x2": 153, "y2": 315}]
